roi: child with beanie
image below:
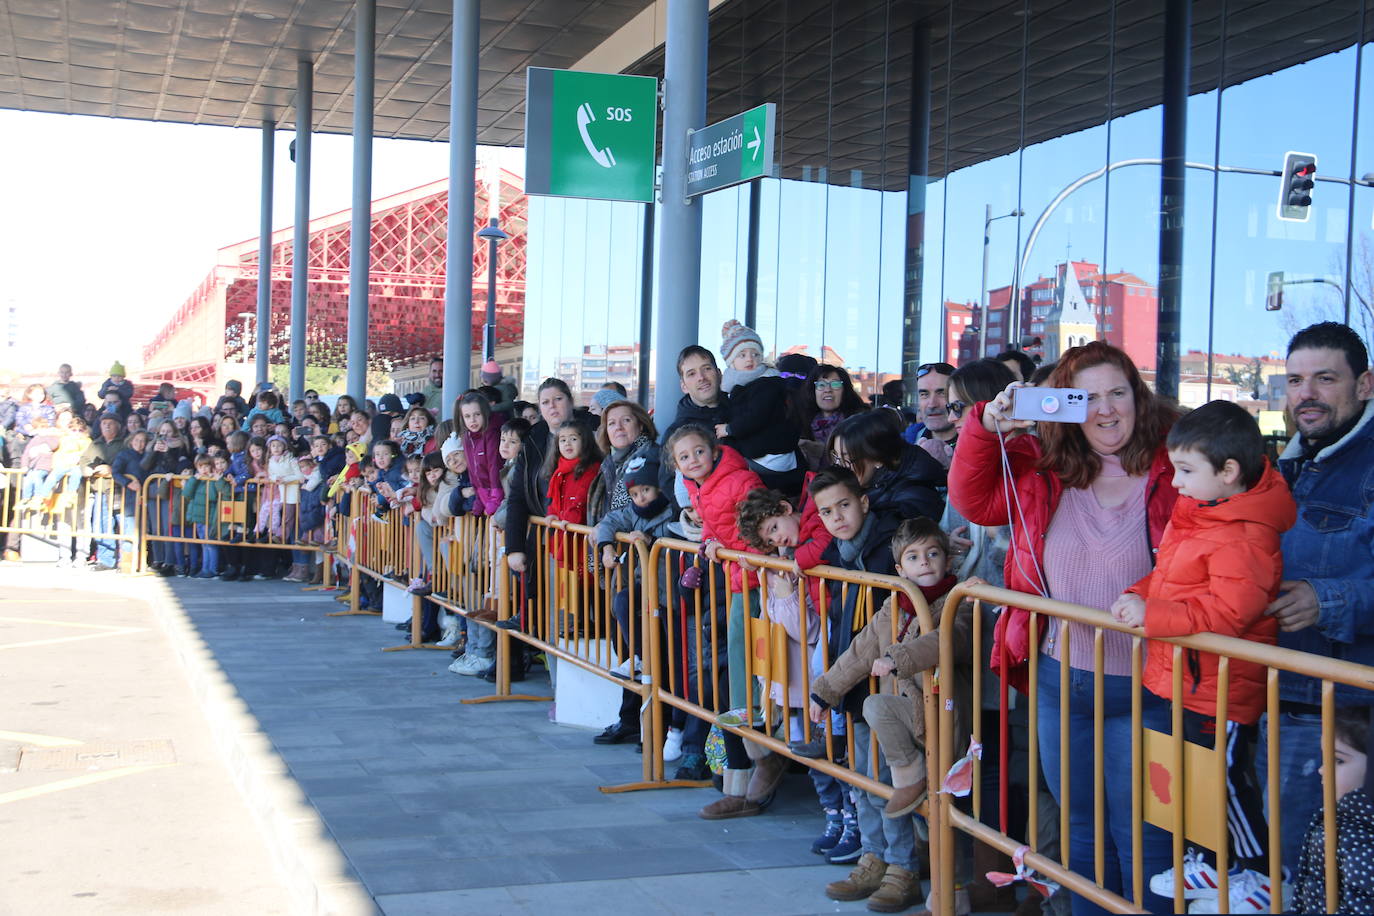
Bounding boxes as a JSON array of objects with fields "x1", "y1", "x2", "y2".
[
  {"x1": 97, "y1": 361, "x2": 133, "y2": 409},
  {"x1": 715, "y1": 320, "x2": 804, "y2": 496},
  {"x1": 480, "y1": 359, "x2": 519, "y2": 416}
]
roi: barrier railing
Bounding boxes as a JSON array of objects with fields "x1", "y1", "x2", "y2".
[
  {"x1": 0, "y1": 466, "x2": 141, "y2": 570},
  {"x1": 140, "y1": 472, "x2": 330, "y2": 582},
  {"x1": 935, "y1": 581, "x2": 1374, "y2": 916}
]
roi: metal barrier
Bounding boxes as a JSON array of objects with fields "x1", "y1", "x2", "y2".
[
  {"x1": 0, "y1": 466, "x2": 141, "y2": 569},
  {"x1": 139, "y1": 472, "x2": 330, "y2": 582},
  {"x1": 935, "y1": 581, "x2": 1374, "y2": 916}
]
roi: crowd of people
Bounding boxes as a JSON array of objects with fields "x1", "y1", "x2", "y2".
[{"x1": 2, "y1": 319, "x2": 1372, "y2": 916}]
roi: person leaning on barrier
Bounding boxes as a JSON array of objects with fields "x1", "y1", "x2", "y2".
[
  {"x1": 949, "y1": 340, "x2": 1179, "y2": 916},
  {"x1": 503, "y1": 378, "x2": 574, "y2": 575},
  {"x1": 1263, "y1": 321, "x2": 1374, "y2": 870},
  {"x1": 658, "y1": 345, "x2": 730, "y2": 512},
  {"x1": 829, "y1": 410, "x2": 946, "y2": 524}
]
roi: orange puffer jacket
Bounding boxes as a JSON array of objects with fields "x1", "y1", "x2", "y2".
[
  {"x1": 686, "y1": 444, "x2": 764, "y2": 592},
  {"x1": 1129, "y1": 461, "x2": 1296, "y2": 724}
]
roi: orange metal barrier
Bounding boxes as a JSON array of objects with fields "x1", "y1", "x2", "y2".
[
  {"x1": 935, "y1": 581, "x2": 1374, "y2": 916},
  {"x1": 0, "y1": 466, "x2": 142, "y2": 569}
]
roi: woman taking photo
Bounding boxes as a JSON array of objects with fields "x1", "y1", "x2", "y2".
[{"x1": 949, "y1": 341, "x2": 1177, "y2": 916}]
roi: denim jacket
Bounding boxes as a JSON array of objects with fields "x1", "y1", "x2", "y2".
[{"x1": 1277, "y1": 398, "x2": 1374, "y2": 706}]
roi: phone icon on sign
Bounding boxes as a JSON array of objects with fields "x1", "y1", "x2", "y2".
[{"x1": 577, "y1": 102, "x2": 616, "y2": 169}]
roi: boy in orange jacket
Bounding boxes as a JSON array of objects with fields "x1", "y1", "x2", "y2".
[{"x1": 1110, "y1": 399, "x2": 1296, "y2": 913}]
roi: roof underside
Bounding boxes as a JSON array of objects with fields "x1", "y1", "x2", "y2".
[{"x1": 0, "y1": 0, "x2": 1362, "y2": 175}]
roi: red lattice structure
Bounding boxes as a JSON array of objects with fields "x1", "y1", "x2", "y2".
[{"x1": 141, "y1": 170, "x2": 526, "y2": 389}]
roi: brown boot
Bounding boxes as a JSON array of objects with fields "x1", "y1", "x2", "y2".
[
  {"x1": 825, "y1": 852, "x2": 889, "y2": 901},
  {"x1": 745, "y1": 752, "x2": 788, "y2": 807},
  {"x1": 884, "y1": 777, "x2": 928, "y2": 818},
  {"x1": 866, "y1": 864, "x2": 922, "y2": 913},
  {"x1": 699, "y1": 769, "x2": 761, "y2": 820}
]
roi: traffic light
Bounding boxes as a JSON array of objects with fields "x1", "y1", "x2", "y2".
[
  {"x1": 1265, "y1": 271, "x2": 1284, "y2": 311},
  {"x1": 1277, "y1": 152, "x2": 1317, "y2": 222}
]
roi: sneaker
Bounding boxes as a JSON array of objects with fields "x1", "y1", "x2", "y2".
[
  {"x1": 826, "y1": 821, "x2": 863, "y2": 865},
  {"x1": 811, "y1": 814, "x2": 845, "y2": 855},
  {"x1": 1186, "y1": 869, "x2": 1290, "y2": 915},
  {"x1": 715, "y1": 706, "x2": 768, "y2": 728},
  {"x1": 662, "y1": 727, "x2": 684, "y2": 763},
  {"x1": 448, "y1": 653, "x2": 489, "y2": 676},
  {"x1": 610, "y1": 656, "x2": 642, "y2": 681},
  {"x1": 435, "y1": 623, "x2": 462, "y2": 647},
  {"x1": 494, "y1": 617, "x2": 521, "y2": 630},
  {"x1": 1150, "y1": 848, "x2": 1221, "y2": 901},
  {"x1": 372, "y1": 509, "x2": 388, "y2": 524},
  {"x1": 593, "y1": 721, "x2": 639, "y2": 745},
  {"x1": 673, "y1": 753, "x2": 711, "y2": 781}
]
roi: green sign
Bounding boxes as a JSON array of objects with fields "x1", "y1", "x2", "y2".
[
  {"x1": 685, "y1": 103, "x2": 775, "y2": 198},
  {"x1": 525, "y1": 68, "x2": 658, "y2": 203}
]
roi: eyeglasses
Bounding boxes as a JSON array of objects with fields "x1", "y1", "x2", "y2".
[
  {"x1": 814, "y1": 380, "x2": 844, "y2": 391},
  {"x1": 947, "y1": 400, "x2": 968, "y2": 419},
  {"x1": 916, "y1": 362, "x2": 955, "y2": 379}
]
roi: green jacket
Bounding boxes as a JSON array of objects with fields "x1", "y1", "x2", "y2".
[{"x1": 181, "y1": 476, "x2": 233, "y2": 536}]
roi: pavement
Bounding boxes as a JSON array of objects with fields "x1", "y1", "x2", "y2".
[{"x1": 0, "y1": 555, "x2": 920, "y2": 915}]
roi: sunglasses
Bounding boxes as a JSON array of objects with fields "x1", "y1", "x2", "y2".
[
  {"x1": 916, "y1": 362, "x2": 955, "y2": 379},
  {"x1": 814, "y1": 380, "x2": 844, "y2": 391},
  {"x1": 947, "y1": 400, "x2": 968, "y2": 419}
]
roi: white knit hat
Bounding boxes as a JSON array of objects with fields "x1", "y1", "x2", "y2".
[{"x1": 440, "y1": 432, "x2": 462, "y2": 461}]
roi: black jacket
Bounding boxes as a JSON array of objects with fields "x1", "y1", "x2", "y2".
[
  {"x1": 818, "y1": 508, "x2": 902, "y2": 715},
  {"x1": 722, "y1": 375, "x2": 801, "y2": 459},
  {"x1": 867, "y1": 442, "x2": 946, "y2": 523},
  {"x1": 504, "y1": 420, "x2": 552, "y2": 555}
]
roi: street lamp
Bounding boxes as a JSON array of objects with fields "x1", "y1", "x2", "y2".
[
  {"x1": 979, "y1": 206, "x2": 1025, "y2": 358},
  {"x1": 476, "y1": 217, "x2": 509, "y2": 363}
]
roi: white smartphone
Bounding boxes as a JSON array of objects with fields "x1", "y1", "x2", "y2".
[{"x1": 1011, "y1": 387, "x2": 1088, "y2": 423}]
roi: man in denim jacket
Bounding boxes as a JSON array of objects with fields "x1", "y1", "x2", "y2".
[{"x1": 1265, "y1": 321, "x2": 1374, "y2": 867}]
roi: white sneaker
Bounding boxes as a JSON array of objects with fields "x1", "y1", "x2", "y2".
[
  {"x1": 1151, "y1": 848, "x2": 1221, "y2": 901},
  {"x1": 434, "y1": 618, "x2": 461, "y2": 647},
  {"x1": 1187, "y1": 868, "x2": 1290, "y2": 915},
  {"x1": 448, "y1": 653, "x2": 489, "y2": 676},
  {"x1": 662, "y1": 727, "x2": 684, "y2": 762},
  {"x1": 611, "y1": 656, "x2": 641, "y2": 680}
]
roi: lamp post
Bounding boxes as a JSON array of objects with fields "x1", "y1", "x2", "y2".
[
  {"x1": 475, "y1": 217, "x2": 509, "y2": 364},
  {"x1": 978, "y1": 205, "x2": 1025, "y2": 359}
]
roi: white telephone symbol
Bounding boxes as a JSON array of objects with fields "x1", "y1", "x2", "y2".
[{"x1": 577, "y1": 102, "x2": 616, "y2": 169}]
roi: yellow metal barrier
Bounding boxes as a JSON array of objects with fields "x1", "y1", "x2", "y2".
[
  {"x1": 935, "y1": 581, "x2": 1374, "y2": 916},
  {"x1": 0, "y1": 466, "x2": 142, "y2": 570}
]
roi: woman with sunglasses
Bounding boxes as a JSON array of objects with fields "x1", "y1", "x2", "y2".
[{"x1": 796, "y1": 364, "x2": 868, "y2": 444}]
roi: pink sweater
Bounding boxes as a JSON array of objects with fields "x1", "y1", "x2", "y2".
[{"x1": 1042, "y1": 470, "x2": 1152, "y2": 676}]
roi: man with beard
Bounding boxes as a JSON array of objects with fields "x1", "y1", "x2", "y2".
[
  {"x1": 1264, "y1": 321, "x2": 1374, "y2": 868},
  {"x1": 913, "y1": 362, "x2": 957, "y2": 470},
  {"x1": 420, "y1": 357, "x2": 445, "y2": 417}
]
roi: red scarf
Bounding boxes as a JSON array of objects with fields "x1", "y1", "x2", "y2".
[
  {"x1": 547, "y1": 456, "x2": 599, "y2": 525},
  {"x1": 896, "y1": 574, "x2": 957, "y2": 642}
]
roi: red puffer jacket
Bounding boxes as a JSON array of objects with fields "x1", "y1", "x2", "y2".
[
  {"x1": 1130, "y1": 461, "x2": 1295, "y2": 724},
  {"x1": 686, "y1": 444, "x2": 764, "y2": 592},
  {"x1": 948, "y1": 401, "x2": 1177, "y2": 692},
  {"x1": 794, "y1": 469, "x2": 833, "y2": 612}
]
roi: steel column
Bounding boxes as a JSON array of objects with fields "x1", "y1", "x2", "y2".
[
  {"x1": 347, "y1": 0, "x2": 376, "y2": 403},
  {"x1": 652, "y1": 0, "x2": 707, "y2": 420},
  {"x1": 290, "y1": 59, "x2": 313, "y2": 402},
  {"x1": 1156, "y1": 0, "x2": 1189, "y2": 401},
  {"x1": 442, "y1": 0, "x2": 478, "y2": 421},
  {"x1": 900, "y1": 24, "x2": 932, "y2": 398},
  {"x1": 256, "y1": 120, "x2": 274, "y2": 386}
]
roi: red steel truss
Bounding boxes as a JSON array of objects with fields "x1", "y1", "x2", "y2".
[{"x1": 142, "y1": 170, "x2": 526, "y2": 381}]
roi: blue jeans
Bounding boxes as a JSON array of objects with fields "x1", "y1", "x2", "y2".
[
  {"x1": 726, "y1": 588, "x2": 760, "y2": 711},
  {"x1": 195, "y1": 525, "x2": 220, "y2": 574},
  {"x1": 1037, "y1": 654, "x2": 1173, "y2": 916},
  {"x1": 118, "y1": 513, "x2": 137, "y2": 567},
  {"x1": 1255, "y1": 710, "x2": 1324, "y2": 871},
  {"x1": 21, "y1": 469, "x2": 48, "y2": 500},
  {"x1": 88, "y1": 490, "x2": 116, "y2": 568},
  {"x1": 853, "y1": 721, "x2": 916, "y2": 870},
  {"x1": 38, "y1": 467, "x2": 80, "y2": 497}
]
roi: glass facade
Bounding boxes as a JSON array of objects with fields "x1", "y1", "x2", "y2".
[{"x1": 523, "y1": 0, "x2": 1374, "y2": 422}]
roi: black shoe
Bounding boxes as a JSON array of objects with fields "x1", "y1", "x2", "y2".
[
  {"x1": 789, "y1": 735, "x2": 830, "y2": 759},
  {"x1": 395, "y1": 622, "x2": 410, "y2": 631},
  {"x1": 494, "y1": 617, "x2": 521, "y2": 630},
  {"x1": 673, "y1": 753, "x2": 710, "y2": 781},
  {"x1": 221, "y1": 567, "x2": 240, "y2": 581},
  {"x1": 593, "y1": 721, "x2": 639, "y2": 745},
  {"x1": 156, "y1": 565, "x2": 175, "y2": 577}
]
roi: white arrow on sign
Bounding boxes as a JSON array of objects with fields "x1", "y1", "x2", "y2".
[{"x1": 747, "y1": 126, "x2": 761, "y2": 161}]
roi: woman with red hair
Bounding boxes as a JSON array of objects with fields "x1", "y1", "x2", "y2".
[{"x1": 949, "y1": 341, "x2": 1178, "y2": 916}]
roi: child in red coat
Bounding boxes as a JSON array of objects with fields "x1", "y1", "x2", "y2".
[
  {"x1": 1111, "y1": 400, "x2": 1296, "y2": 910},
  {"x1": 544, "y1": 420, "x2": 603, "y2": 636}
]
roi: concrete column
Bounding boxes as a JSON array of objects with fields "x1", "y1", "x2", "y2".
[
  {"x1": 900, "y1": 24, "x2": 931, "y2": 393},
  {"x1": 290, "y1": 59, "x2": 313, "y2": 402},
  {"x1": 652, "y1": 0, "x2": 707, "y2": 421},
  {"x1": 347, "y1": 0, "x2": 376, "y2": 403},
  {"x1": 442, "y1": 0, "x2": 478, "y2": 422},
  {"x1": 1156, "y1": 0, "x2": 1189, "y2": 401},
  {"x1": 256, "y1": 120, "x2": 274, "y2": 386}
]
